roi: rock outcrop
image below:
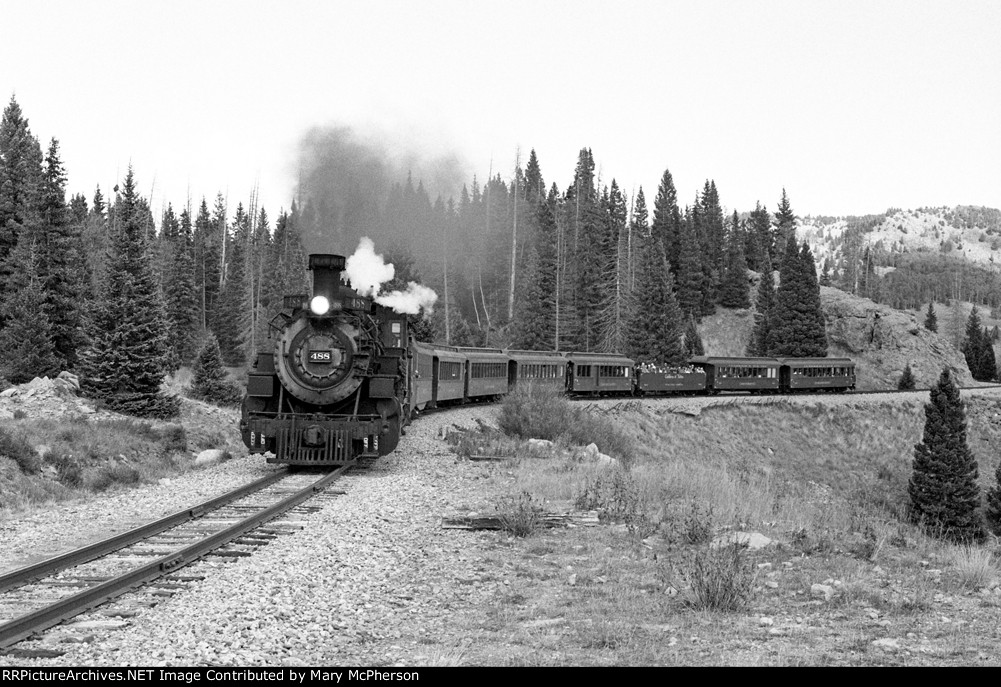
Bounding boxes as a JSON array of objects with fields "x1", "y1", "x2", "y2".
[{"x1": 822, "y1": 287, "x2": 973, "y2": 390}]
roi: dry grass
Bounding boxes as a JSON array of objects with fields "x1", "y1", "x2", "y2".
[
  {"x1": 950, "y1": 545, "x2": 996, "y2": 591},
  {"x1": 0, "y1": 416, "x2": 192, "y2": 516},
  {"x1": 434, "y1": 392, "x2": 1001, "y2": 665}
]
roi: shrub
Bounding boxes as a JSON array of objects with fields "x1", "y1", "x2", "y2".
[
  {"x1": 0, "y1": 426, "x2": 40, "y2": 474},
  {"x1": 685, "y1": 544, "x2": 756, "y2": 612},
  {"x1": 898, "y1": 365, "x2": 916, "y2": 391},
  {"x1": 498, "y1": 385, "x2": 633, "y2": 460}
]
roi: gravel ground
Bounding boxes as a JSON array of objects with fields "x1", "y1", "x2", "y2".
[{"x1": 0, "y1": 406, "x2": 503, "y2": 666}]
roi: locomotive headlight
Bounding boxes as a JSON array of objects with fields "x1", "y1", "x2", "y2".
[{"x1": 310, "y1": 295, "x2": 331, "y2": 315}]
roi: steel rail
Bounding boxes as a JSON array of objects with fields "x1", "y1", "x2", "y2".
[
  {"x1": 0, "y1": 464, "x2": 351, "y2": 649},
  {"x1": 0, "y1": 470, "x2": 288, "y2": 594}
]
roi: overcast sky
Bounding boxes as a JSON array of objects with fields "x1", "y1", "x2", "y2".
[{"x1": 2, "y1": 0, "x2": 999, "y2": 221}]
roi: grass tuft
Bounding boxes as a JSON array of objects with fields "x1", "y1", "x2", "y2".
[
  {"x1": 497, "y1": 491, "x2": 545, "y2": 537},
  {"x1": 950, "y1": 545, "x2": 995, "y2": 591},
  {"x1": 684, "y1": 544, "x2": 756, "y2": 612}
]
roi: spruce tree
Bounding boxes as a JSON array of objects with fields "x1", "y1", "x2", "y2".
[
  {"x1": 963, "y1": 306, "x2": 985, "y2": 380},
  {"x1": 746, "y1": 254, "x2": 774, "y2": 356},
  {"x1": 977, "y1": 330, "x2": 997, "y2": 382},
  {"x1": 773, "y1": 189, "x2": 796, "y2": 265},
  {"x1": 908, "y1": 369, "x2": 985, "y2": 542},
  {"x1": 924, "y1": 302, "x2": 938, "y2": 332},
  {"x1": 986, "y1": 462, "x2": 1001, "y2": 536},
  {"x1": 675, "y1": 210, "x2": 703, "y2": 317},
  {"x1": 624, "y1": 230, "x2": 686, "y2": 365},
  {"x1": 79, "y1": 167, "x2": 178, "y2": 418},
  {"x1": 765, "y1": 235, "x2": 827, "y2": 357},
  {"x1": 719, "y1": 211, "x2": 750, "y2": 308},
  {"x1": 189, "y1": 333, "x2": 240, "y2": 405},
  {"x1": 164, "y1": 207, "x2": 200, "y2": 366},
  {"x1": 36, "y1": 138, "x2": 87, "y2": 369},
  {"x1": 683, "y1": 315, "x2": 705, "y2": 357},
  {"x1": 0, "y1": 238, "x2": 58, "y2": 382},
  {"x1": 651, "y1": 168, "x2": 682, "y2": 275},
  {"x1": 0, "y1": 96, "x2": 44, "y2": 294},
  {"x1": 898, "y1": 364, "x2": 916, "y2": 390}
]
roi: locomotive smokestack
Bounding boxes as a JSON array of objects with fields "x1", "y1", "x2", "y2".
[{"x1": 307, "y1": 253, "x2": 346, "y2": 316}]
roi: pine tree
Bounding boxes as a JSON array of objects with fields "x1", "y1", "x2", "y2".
[
  {"x1": 924, "y1": 302, "x2": 938, "y2": 332},
  {"x1": 683, "y1": 315, "x2": 705, "y2": 357},
  {"x1": 908, "y1": 369, "x2": 985, "y2": 542},
  {"x1": 79, "y1": 167, "x2": 178, "y2": 418},
  {"x1": 898, "y1": 364, "x2": 916, "y2": 390},
  {"x1": 746, "y1": 254, "x2": 774, "y2": 356},
  {"x1": 0, "y1": 238, "x2": 58, "y2": 382},
  {"x1": 623, "y1": 230, "x2": 686, "y2": 365},
  {"x1": 719, "y1": 211, "x2": 750, "y2": 308}
]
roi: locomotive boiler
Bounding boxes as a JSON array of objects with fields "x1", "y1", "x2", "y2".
[{"x1": 240, "y1": 253, "x2": 410, "y2": 465}]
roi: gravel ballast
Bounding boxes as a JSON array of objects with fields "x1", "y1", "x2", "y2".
[{"x1": 0, "y1": 406, "x2": 504, "y2": 666}]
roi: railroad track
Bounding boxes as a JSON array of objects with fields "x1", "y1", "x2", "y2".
[{"x1": 0, "y1": 464, "x2": 355, "y2": 650}]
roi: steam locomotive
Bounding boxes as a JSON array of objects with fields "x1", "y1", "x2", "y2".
[{"x1": 240, "y1": 253, "x2": 856, "y2": 466}]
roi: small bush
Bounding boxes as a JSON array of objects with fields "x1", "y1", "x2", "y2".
[
  {"x1": 682, "y1": 500, "x2": 715, "y2": 544},
  {"x1": 685, "y1": 544, "x2": 756, "y2": 612},
  {"x1": 52, "y1": 453, "x2": 83, "y2": 487},
  {"x1": 496, "y1": 491, "x2": 544, "y2": 537},
  {"x1": 0, "y1": 426, "x2": 40, "y2": 474},
  {"x1": 498, "y1": 385, "x2": 633, "y2": 461}
]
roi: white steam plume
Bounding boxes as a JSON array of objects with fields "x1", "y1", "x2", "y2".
[
  {"x1": 343, "y1": 237, "x2": 438, "y2": 315},
  {"x1": 344, "y1": 237, "x2": 394, "y2": 297},
  {"x1": 376, "y1": 282, "x2": 438, "y2": 315}
]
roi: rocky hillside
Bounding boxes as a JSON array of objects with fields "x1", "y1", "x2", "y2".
[
  {"x1": 700, "y1": 275, "x2": 976, "y2": 391},
  {"x1": 799, "y1": 205, "x2": 1001, "y2": 269},
  {"x1": 821, "y1": 286, "x2": 974, "y2": 390}
]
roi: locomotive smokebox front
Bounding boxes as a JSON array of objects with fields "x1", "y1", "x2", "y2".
[{"x1": 272, "y1": 252, "x2": 368, "y2": 406}]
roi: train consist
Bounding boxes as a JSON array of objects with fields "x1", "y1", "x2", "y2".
[{"x1": 241, "y1": 253, "x2": 855, "y2": 466}]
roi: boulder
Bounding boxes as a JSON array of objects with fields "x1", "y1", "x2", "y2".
[
  {"x1": 527, "y1": 438, "x2": 554, "y2": 449},
  {"x1": 811, "y1": 583, "x2": 836, "y2": 602},
  {"x1": 193, "y1": 449, "x2": 231, "y2": 467},
  {"x1": 0, "y1": 387, "x2": 18, "y2": 398},
  {"x1": 583, "y1": 443, "x2": 600, "y2": 460},
  {"x1": 57, "y1": 371, "x2": 81, "y2": 390},
  {"x1": 711, "y1": 531, "x2": 773, "y2": 550}
]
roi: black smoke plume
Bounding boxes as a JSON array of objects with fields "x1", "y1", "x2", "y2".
[{"x1": 294, "y1": 125, "x2": 468, "y2": 257}]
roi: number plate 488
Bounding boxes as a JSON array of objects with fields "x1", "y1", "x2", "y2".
[{"x1": 308, "y1": 350, "x2": 332, "y2": 363}]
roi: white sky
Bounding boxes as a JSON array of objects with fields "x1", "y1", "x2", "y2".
[{"x1": 2, "y1": 0, "x2": 999, "y2": 221}]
